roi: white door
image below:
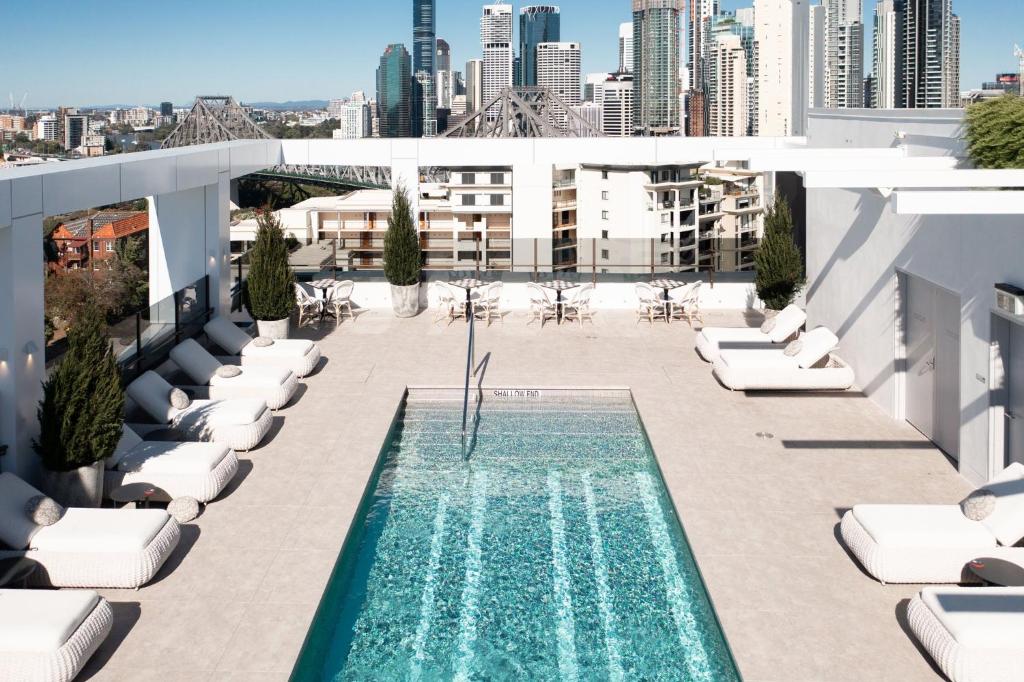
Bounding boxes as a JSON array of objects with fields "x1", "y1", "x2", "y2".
[
  {"x1": 1007, "y1": 324, "x2": 1024, "y2": 466},
  {"x1": 904, "y1": 275, "x2": 960, "y2": 459}
]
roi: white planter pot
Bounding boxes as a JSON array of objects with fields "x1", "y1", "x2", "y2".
[
  {"x1": 257, "y1": 318, "x2": 290, "y2": 340},
  {"x1": 43, "y1": 461, "x2": 104, "y2": 508},
  {"x1": 391, "y1": 283, "x2": 421, "y2": 318}
]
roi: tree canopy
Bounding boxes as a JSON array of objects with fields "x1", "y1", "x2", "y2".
[{"x1": 965, "y1": 95, "x2": 1024, "y2": 169}]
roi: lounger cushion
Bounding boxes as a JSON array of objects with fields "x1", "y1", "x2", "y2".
[
  {"x1": 177, "y1": 398, "x2": 267, "y2": 428},
  {"x1": 921, "y1": 586, "x2": 1024, "y2": 648},
  {"x1": 717, "y1": 348, "x2": 799, "y2": 370},
  {"x1": 127, "y1": 371, "x2": 179, "y2": 423},
  {"x1": 113, "y1": 440, "x2": 232, "y2": 475},
  {"x1": 204, "y1": 316, "x2": 255, "y2": 355},
  {"x1": 981, "y1": 463, "x2": 1024, "y2": 546},
  {"x1": 793, "y1": 327, "x2": 839, "y2": 369},
  {"x1": 109, "y1": 426, "x2": 145, "y2": 468},
  {"x1": 170, "y1": 339, "x2": 224, "y2": 385},
  {"x1": 853, "y1": 504, "x2": 995, "y2": 549},
  {"x1": 0, "y1": 589, "x2": 100, "y2": 652},
  {"x1": 31, "y1": 508, "x2": 170, "y2": 553},
  {"x1": 0, "y1": 472, "x2": 45, "y2": 549}
]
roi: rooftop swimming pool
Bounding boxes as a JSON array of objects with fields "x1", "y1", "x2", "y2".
[{"x1": 292, "y1": 389, "x2": 739, "y2": 681}]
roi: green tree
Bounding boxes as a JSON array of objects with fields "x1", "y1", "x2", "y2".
[
  {"x1": 383, "y1": 184, "x2": 421, "y2": 286},
  {"x1": 35, "y1": 307, "x2": 124, "y2": 471},
  {"x1": 109, "y1": 236, "x2": 149, "y2": 312},
  {"x1": 965, "y1": 95, "x2": 1024, "y2": 169},
  {"x1": 754, "y1": 194, "x2": 805, "y2": 311},
  {"x1": 244, "y1": 209, "x2": 295, "y2": 320}
]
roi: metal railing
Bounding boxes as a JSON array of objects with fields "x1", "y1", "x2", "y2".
[{"x1": 461, "y1": 306, "x2": 476, "y2": 459}]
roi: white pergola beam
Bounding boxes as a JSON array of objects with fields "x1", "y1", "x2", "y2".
[{"x1": 894, "y1": 190, "x2": 1024, "y2": 215}]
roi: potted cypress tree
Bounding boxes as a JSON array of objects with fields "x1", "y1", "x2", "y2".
[
  {"x1": 245, "y1": 209, "x2": 295, "y2": 338},
  {"x1": 35, "y1": 307, "x2": 124, "y2": 507},
  {"x1": 383, "y1": 184, "x2": 423, "y2": 317},
  {"x1": 754, "y1": 194, "x2": 805, "y2": 312}
]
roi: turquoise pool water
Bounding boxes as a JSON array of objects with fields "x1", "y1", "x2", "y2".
[{"x1": 292, "y1": 390, "x2": 739, "y2": 681}]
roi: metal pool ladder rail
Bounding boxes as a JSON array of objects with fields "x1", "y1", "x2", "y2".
[{"x1": 461, "y1": 307, "x2": 477, "y2": 459}]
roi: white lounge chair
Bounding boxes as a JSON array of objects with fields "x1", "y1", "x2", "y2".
[
  {"x1": 712, "y1": 326, "x2": 855, "y2": 391},
  {"x1": 204, "y1": 316, "x2": 321, "y2": 378},
  {"x1": 0, "y1": 589, "x2": 113, "y2": 682},
  {"x1": 636, "y1": 283, "x2": 668, "y2": 324},
  {"x1": 126, "y1": 371, "x2": 272, "y2": 451},
  {"x1": 562, "y1": 283, "x2": 595, "y2": 326},
  {"x1": 295, "y1": 283, "x2": 323, "y2": 328},
  {"x1": 170, "y1": 338, "x2": 298, "y2": 410},
  {"x1": 669, "y1": 281, "x2": 703, "y2": 326},
  {"x1": 326, "y1": 280, "x2": 355, "y2": 323},
  {"x1": 841, "y1": 463, "x2": 1024, "y2": 584},
  {"x1": 908, "y1": 586, "x2": 1024, "y2": 682},
  {"x1": 696, "y1": 303, "x2": 806, "y2": 363},
  {"x1": 0, "y1": 473, "x2": 180, "y2": 588},
  {"x1": 105, "y1": 426, "x2": 239, "y2": 504}
]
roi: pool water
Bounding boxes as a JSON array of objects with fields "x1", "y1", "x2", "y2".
[{"x1": 292, "y1": 390, "x2": 740, "y2": 681}]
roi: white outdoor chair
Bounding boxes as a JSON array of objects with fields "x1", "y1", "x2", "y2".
[
  {"x1": 635, "y1": 283, "x2": 668, "y2": 324},
  {"x1": 474, "y1": 282, "x2": 504, "y2": 326},
  {"x1": 295, "y1": 283, "x2": 323, "y2": 328},
  {"x1": 562, "y1": 283, "x2": 595, "y2": 326},
  {"x1": 327, "y1": 280, "x2": 355, "y2": 324},
  {"x1": 527, "y1": 283, "x2": 558, "y2": 327},
  {"x1": 669, "y1": 281, "x2": 703, "y2": 326},
  {"x1": 430, "y1": 282, "x2": 459, "y2": 325}
]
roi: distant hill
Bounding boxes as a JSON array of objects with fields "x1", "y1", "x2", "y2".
[{"x1": 245, "y1": 100, "x2": 329, "y2": 111}]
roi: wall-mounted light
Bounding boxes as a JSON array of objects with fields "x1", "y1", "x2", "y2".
[
  {"x1": 23, "y1": 340, "x2": 39, "y2": 355},
  {"x1": 0, "y1": 347, "x2": 8, "y2": 363}
]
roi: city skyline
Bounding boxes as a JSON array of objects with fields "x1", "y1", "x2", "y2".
[{"x1": 2, "y1": 0, "x2": 1019, "y2": 107}]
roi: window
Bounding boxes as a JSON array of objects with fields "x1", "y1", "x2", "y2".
[
  {"x1": 461, "y1": 172, "x2": 476, "y2": 185},
  {"x1": 600, "y1": 249, "x2": 609, "y2": 260},
  {"x1": 490, "y1": 172, "x2": 504, "y2": 184},
  {"x1": 462, "y1": 194, "x2": 476, "y2": 206},
  {"x1": 601, "y1": 191, "x2": 609, "y2": 200},
  {"x1": 601, "y1": 210, "x2": 609, "y2": 220},
  {"x1": 93, "y1": 241, "x2": 99, "y2": 252},
  {"x1": 457, "y1": 251, "x2": 478, "y2": 261},
  {"x1": 601, "y1": 170, "x2": 609, "y2": 180},
  {"x1": 660, "y1": 253, "x2": 672, "y2": 265},
  {"x1": 105, "y1": 241, "x2": 114, "y2": 252},
  {"x1": 660, "y1": 214, "x2": 669, "y2": 224},
  {"x1": 601, "y1": 230, "x2": 609, "y2": 239},
  {"x1": 489, "y1": 194, "x2": 504, "y2": 206}
]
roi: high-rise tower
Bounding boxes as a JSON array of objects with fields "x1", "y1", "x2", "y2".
[
  {"x1": 481, "y1": 3, "x2": 514, "y2": 116},
  {"x1": 871, "y1": 0, "x2": 903, "y2": 107},
  {"x1": 413, "y1": 0, "x2": 436, "y2": 76},
  {"x1": 900, "y1": 0, "x2": 959, "y2": 108},
  {"x1": 520, "y1": 6, "x2": 561, "y2": 87},
  {"x1": 377, "y1": 44, "x2": 412, "y2": 138},
  {"x1": 824, "y1": 0, "x2": 865, "y2": 108},
  {"x1": 632, "y1": 0, "x2": 684, "y2": 135}
]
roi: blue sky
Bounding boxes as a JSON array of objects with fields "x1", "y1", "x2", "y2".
[{"x1": 2, "y1": 0, "x2": 1019, "y2": 107}]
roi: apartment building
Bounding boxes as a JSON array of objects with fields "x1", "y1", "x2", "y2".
[
  {"x1": 708, "y1": 34, "x2": 749, "y2": 137},
  {"x1": 50, "y1": 211, "x2": 149, "y2": 271},
  {"x1": 481, "y1": 4, "x2": 514, "y2": 117},
  {"x1": 537, "y1": 41, "x2": 581, "y2": 131},
  {"x1": 754, "y1": 0, "x2": 809, "y2": 136},
  {"x1": 601, "y1": 73, "x2": 635, "y2": 137}
]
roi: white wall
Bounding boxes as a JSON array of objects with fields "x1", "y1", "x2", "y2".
[{"x1": 807, "y1": 108, "x2": 966, "y2": 157}]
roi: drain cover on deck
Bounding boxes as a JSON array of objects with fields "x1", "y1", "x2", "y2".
[{"x1": 755, "y1": 432, "x2": 775, "y2": 440}]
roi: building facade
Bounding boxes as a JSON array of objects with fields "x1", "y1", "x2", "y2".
[
  {"x1": 619, "y1": 22, "x2": 634, "y2": 74},
  {"x1": 824, "y1": 0, "x2": 865, "y2": 108},
  {"x1": 872, "y1": 0, "x2": 902, "y2": 108},
  {"x1": 686, "y1": 0, "x2": 719, "y2": 136},
  {"x1": 708, "y1": 34, "x2": 749, "y2": 137},
  {"x1": 519, "y1": 6, "x2": 561, "y2": 87},
  {"x1": 632, "y1": 0, "x2": 685, "y2": 135},
  {"x1": 466, "y1": 59, "x2": 484, "y2": 114},
  {"x1": 536, "y1": 41, "x2": 581, "y2": 125},
  {"x1": 601, "y1": 73, "x2": 635, "y2": 137},
  {"x1": 482, "y1": 4, "x2": 514, "y2": 117},
  {"x1": 377, "y1": 44, "x2": 412, "y2": 138},
  {"x1": 50, "y1": 211, "x2": 149, "y2": 271},
  {"x1": 754, "y1": 0, "x2": 810, "y2": 136},
  {"x1": 808, "y1": 4, "x2": 826, "y2": 108},
  {"x1": 901, "y1": 0, "x2": 960, "y2": 108}
]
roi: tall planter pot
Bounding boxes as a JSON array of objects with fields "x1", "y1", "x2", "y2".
[
  {"x1": 256, "y1": 317, "x2": 290, "y2": 340},
  {"x1": 43, "y1": 461, "x2": 104, "y2": 508},
  {"x1": 391, "y1": 284, "x2": 421, "y2": 318}
]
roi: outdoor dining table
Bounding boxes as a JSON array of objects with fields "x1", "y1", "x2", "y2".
[
  {"x1": 448, "y1": 278, "x2": 486, "y2": 321},
  {"x1": 539, "y1": 280, "x2": 581, "y2": 324},
  {"x1": 310, "y1": 278, "x2": 338, "y2": 321},
  {"x1": 648, "y1": 279, "x2": 687, "y2": 302}
]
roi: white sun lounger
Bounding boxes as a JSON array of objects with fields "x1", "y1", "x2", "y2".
[
  {"x1": 908, "y1": 586, "x2": 1024, "y2": 682},
  {"x1": 170, "y1": 338, "x2": 298, "y2": 410},
  {"x1": 204, "y1": 316, "x2": 321, "y2": 378},
  {"x1": 0, "y1": 589, "x2": 113, "y2": 682},
  {"x1": 841, "y1": 463, "x2": 1024, "y2": 584},
  {"x1": 696, "y1": 303, "x2": 807, "y2": 363},
  {"x1": 126, "y1": 371, "x2": 272, "y2": 451},
  {"x1": 712, "y1": 326, "x2": 855, "y2": 391},
  {"x1": 0, "y1": 473, "x2": 180, "y2": 589},
  {"x1": 104, "y1": 426, "x2": 239, "y2": 503}
]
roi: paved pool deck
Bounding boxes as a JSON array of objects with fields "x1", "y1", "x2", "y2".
[{"x1": 81, "y1": 308, "x2": 966, "y2": 681}]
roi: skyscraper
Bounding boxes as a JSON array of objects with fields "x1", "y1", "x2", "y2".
[
  {"x1": 824, "y1": 0, "x2": 865, "y2": 108},
  {"x1": 754, "y1": 0, "x2": 809, "y2": 136},
  {"x1": 601, "y1": 73, "x2": 635, "y2": 137},
  {"x1": 436, "y1": 38, "x2": 451, "y2": 73},
  {"x1": 537, "y1": 41, "x2": 581, "y2": 130},
  {"x1": 376, "y1": 44, "x2": 412, "y2": 138},
  {"x1": 708, "y1": 34, "x2": 749, "y2": 136},
  {"x1": 632, "y1": 0, "x2": 684, "y2": 135},
  {"x1": 436, "y1": 39, "x2": 454, "y2": 109},
  {"x1": 900, "y1": 0, "x2": 959, "y2": 108},
  {"x1": 686, "y1": 0, "x2": 719, "y2": 136},
  {"x1": 808, "y1": 5, "x2": 826, "y2": 108},
  {"x1": 619, "y1": 22, "x2": 634, "y2": 73},
  {"x1": 871, "y1": 0, "x2": 902, "y2": 107},
  {"x1": 412, "y1": 0, "x2": 436, "y2": 138},
  {"x1": 466, "y1": 58, "x2": 484, "y2": 113},
  {"x1": 520, "y1": 6, "x2": 561, "y2": 87},
  {"x1": 481, "y1": 4, "x2": 514, "y2": 116}
]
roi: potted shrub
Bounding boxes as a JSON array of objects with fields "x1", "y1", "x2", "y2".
[
  {"x1": 383, "y1": 184, "x2": 423, "y2": 317},
  {"x1": 35, "y1": 308, "x2": 124, "y2": 507},
  {"x1": 245, "y1": 209, "x2": 295, "y2": 338},
  {"x1": 754, "y1": 194, "x2": 805, "y2": 312}
]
